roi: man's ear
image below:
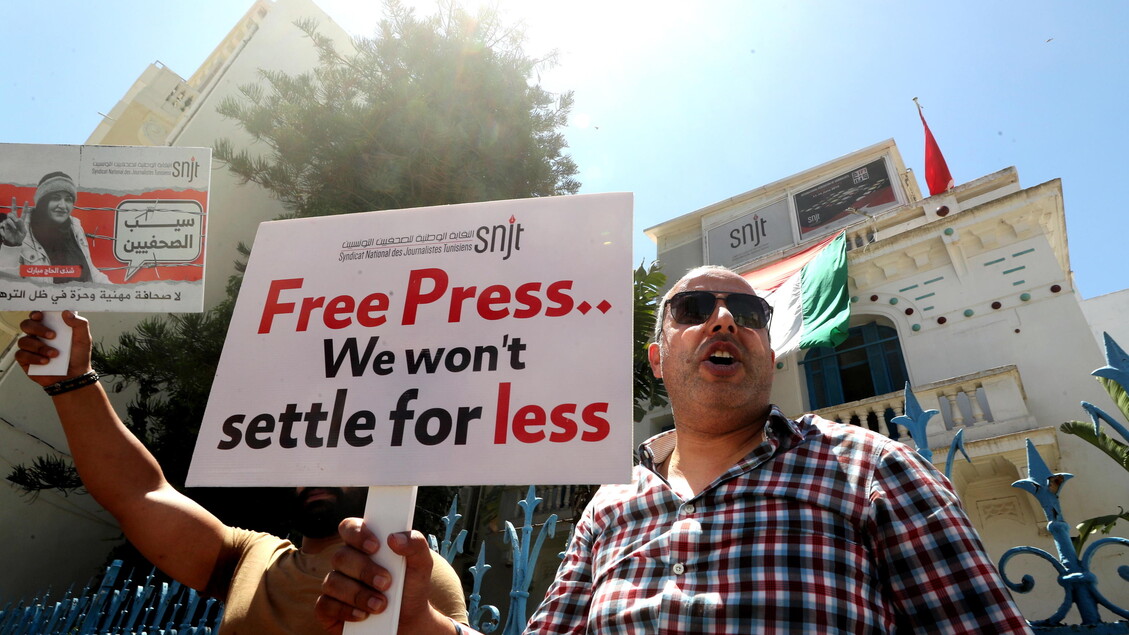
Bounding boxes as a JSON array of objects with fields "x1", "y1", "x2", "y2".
[{"x1": 648, "y1": 342, "x2": 662, "y2": 378}]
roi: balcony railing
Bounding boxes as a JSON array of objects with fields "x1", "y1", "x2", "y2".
[{"x1": 812, "y1": 365, "x2": 1033, "y2": 450}]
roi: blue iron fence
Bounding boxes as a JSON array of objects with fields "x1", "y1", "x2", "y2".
[
  {"x1": 0, "y1": 559, "x2": 220, "y2": 634},
  {"x1": 428, "y1": 486, "x2": 565, "y2": 634}
]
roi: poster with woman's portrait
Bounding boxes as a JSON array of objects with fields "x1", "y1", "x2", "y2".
[{"x1": 0, "y1": 143, "x2": 209, "y2": 312}]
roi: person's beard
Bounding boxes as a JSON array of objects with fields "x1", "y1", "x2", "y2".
[{"x1": 291, "y1": 487, "x2": 367, "y2": 539}]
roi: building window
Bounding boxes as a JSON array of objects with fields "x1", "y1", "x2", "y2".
[{"x1": 802, "y1": 322, "x2": 909, "y2": 434}]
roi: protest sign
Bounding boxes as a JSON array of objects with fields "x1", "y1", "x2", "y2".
[
  {"x1": 187, "y1": 193, "x2": 633, "y2": 487},
  {"x1": 0, "y1": 143, "x2": 209, "y2": 312}
]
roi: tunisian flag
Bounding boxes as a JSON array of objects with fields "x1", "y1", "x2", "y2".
[
  {"x1": 916, "y1": 99, "x2": 954, "y2": 196},
  {"x1": 743, "y1": 231, "x2": 849, "y2": 357}
]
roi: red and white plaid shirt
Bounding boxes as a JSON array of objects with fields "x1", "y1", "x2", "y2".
[{"x1": 526, "y1": 408, "x2": 1032, "y2": 634}]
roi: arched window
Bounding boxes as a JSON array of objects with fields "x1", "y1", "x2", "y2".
[{"x1": 802, "y1": 322, "x2": 909, "y2": 411}]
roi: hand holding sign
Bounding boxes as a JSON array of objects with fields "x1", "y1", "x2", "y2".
[
  {"x1": 0, "y1": 196, "x2": 29, "y2": 247},
  {"x1": 319, "y1": 508, "x2": 448, "y2": 635},
  {"x1": 322, "y1": 483, "x2": 424, "y2": 632},
  {"x1": 16, "y1": 310, "x2": 83, "y2": 379},
  {"x1": 28, "y1": 311, "x2": 74, "y2": 376}
]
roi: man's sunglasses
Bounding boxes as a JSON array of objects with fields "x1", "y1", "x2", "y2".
[{"x1": 666, "y1": 291, "x2": 773, "y2": 330}]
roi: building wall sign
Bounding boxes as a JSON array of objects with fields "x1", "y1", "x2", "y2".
[
  {"x1": 704, "y1": 198, "x2": 793, "y2": 268},
  {"x1": 794, "y1": 156, "x2": 899, "y2": 237}
]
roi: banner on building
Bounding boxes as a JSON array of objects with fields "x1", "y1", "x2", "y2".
[
  {"x1": 187, "y1": 193, "x2": 633, "y2": 487},
  {"x1": 793, "y1": 156, "x2": 898, "y2": 237},
  {"x1": 0, "y1": 143, "x2": 210, "y2": 312}
]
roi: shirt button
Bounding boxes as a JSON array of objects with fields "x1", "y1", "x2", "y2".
[
  {"x1": 682, "y1": 503, "x2": 696, "y2": 515},
  {"x1": 672, "y1": 562, "x2": 686, "y2": 575}
]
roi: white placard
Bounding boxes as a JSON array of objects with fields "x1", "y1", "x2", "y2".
[
  {"x1": 187, "y1": 193, "x2": 633, "y2": 487},
  {"x1": 0, "y1": 143, "x2": 210, "y2": 312}
]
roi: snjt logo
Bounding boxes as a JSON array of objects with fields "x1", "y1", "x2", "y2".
[
  {"x1": 729, "y1": 213, "x2": 769, "y2": 249},
  {"x1": 474, "y1": 215, "x2": 525, "y2": 260},
  {"x1": 172, "y1": 156, "x2": 201, "y2": 184}
]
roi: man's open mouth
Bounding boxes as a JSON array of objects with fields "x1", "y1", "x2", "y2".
[{"x1": 708, "y1": 351, "x2": 736, "y2": 366}]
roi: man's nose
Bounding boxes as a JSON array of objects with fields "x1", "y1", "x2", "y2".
[{"x1": 710, "y1": 301, "x2": 738, "y2": 332}]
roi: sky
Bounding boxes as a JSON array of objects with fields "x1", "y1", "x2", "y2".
[{"x1": 4, "y1": 1, "x2": 1128, "y2": 299}]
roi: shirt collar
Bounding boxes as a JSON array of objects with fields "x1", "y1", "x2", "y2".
[{"x1": 637, "y1": 405, "x2": 802, "y2": 470}]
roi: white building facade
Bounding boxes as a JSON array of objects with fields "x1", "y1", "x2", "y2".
[{"x1": 644, "y1": 139, "x2": 1129, "y2": 620}]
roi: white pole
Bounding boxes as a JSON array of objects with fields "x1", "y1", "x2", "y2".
[
  {"x1": 28, "y1": 310, "x2": 71, "y2": 376},
  {"x1": 343, "y1": 485, "x2": 419, "y2": 635}
]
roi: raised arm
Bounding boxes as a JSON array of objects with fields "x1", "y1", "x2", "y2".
[{"x1": 16, "y1": 311, "x2": 227, "y2": 591}]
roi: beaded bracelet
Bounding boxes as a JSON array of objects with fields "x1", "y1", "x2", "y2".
[{"x1": 43, "y1": 371, "x2": 100, "y2": 396}]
